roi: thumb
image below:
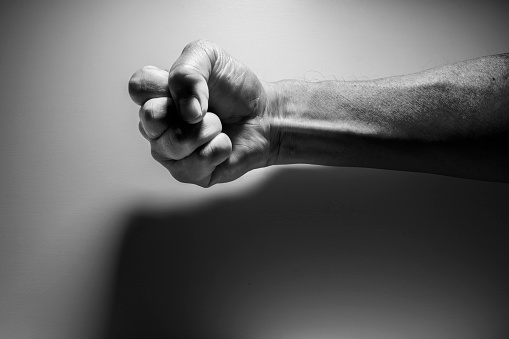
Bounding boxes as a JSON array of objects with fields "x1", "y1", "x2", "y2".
[{"x1": 168, "y1": 40, "x2": 217, "y2": 124}]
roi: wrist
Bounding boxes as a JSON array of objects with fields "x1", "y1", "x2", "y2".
[
  {"x1": 263, "y1": 79, "x2": 320, "y2": 166},
  {"x1": 263, "y1": 79, "x2": 392, "y2": 168},
  {"x1": 262, "y1": 80, "x2": 285, "y2": 166},
  {"x1": 264, "y1": 79, "x2": 360, "y2": 166}
]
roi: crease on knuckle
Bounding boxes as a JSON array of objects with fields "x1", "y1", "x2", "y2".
[
  {"x1": 184, "y1": 39, "x2": 211, "y2": 54},
  {"x1": 150, "y1": 148, "x2": 166, "y2": 163},
  {"x1": 169, "y1": 65, "x2": 203, "y2": 87},
  {"x1": 197, "y1": 142, "x2": 215, "y2": 163},
  {"x1": 140, "y1": 101, "x2": 156, "y2": 122},
  {"x1": 139, "y1": 105, "x2": 160, "y2": 139},
  {"x1": 167, "y1": 127, "x2": 191, "y2": 160}
]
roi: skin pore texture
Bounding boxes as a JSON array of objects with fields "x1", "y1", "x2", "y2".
[{"x1": 129, "y1": 40, "x2": 509, "y2": 187}]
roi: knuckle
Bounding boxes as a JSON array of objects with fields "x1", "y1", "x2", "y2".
[
  {"x1": 171, "y1": 171, "x2": 189, "y2": 184},
  {"x1": 140, "y1": 98, "x2": 172, "y2": 140},
  {"x1": 140, "y1": 100, "x2": 156, "y2": 121},
  {"x1": 128, "y1": 70, "x2": 140, "y2": 88},
  {"x1": 141, "y1": 65, "x2": 157, "y2": 73},
  {"x1": 170, "y1": 40, "x2": 216, "y2": 84},
  {"x1": 196, "y1": 142, "x2": 217, "y2": 163},
  {"x1": 166, "y1": 128, "x2": 190, "y2": 160},
  {"x1": 165, "y1": 157, "x2": 213, "y2": 188},
  {"x1": 168, "y1": 65, "x2": 184, "y2": 80},
  {"x1": 128, "y1": 66, "x2": 160, "y2": 105},
  {"x1": 128, "y1": 73, "x2": 143, "y2": 104},
  {"x1": 138, "y1": 121, "x2": 149, "y2": 139},
  {"x1": 196, "y1": 181, "x2": 212, "y2": 188},
  {"x1": 129, "y1": 66, "x2": 152, "y2": 90},
  {"x1": 183, "y1": 39, "x2": 211, "y2": 53},
  {"x1": 139, "y1": 104, "x2": 159, "y2": 139},
  {"x1": 150, "y1": 148, "x2": 165, "y2": 163},
  {"x1": 150, "y1": 125, "x2": 191, "y2": 161},
  {"x1": 168, "y1": 165, "x2": 193, "y2": 185},
  {"x1": 168, "y1": 124, "x2": 186, "y2": 142},
  {"x1": 168, "y1": 64, "x2": 198, "y2": 84}
]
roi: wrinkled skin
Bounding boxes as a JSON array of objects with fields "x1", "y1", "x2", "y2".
[{"x1": 128, "y1": 40, "x2": 277, "y2": 187}]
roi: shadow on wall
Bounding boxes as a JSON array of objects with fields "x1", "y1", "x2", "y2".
[{"x1": 103, "y1": 168, "x2": 509, "y2": 339}]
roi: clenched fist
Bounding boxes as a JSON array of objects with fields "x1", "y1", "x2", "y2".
[{"x1": 128, "y1": 40, "x2": 279, "y2": 187}]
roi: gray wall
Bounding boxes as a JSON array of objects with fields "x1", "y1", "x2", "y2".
[{"x1": 1, "y1": 1, "x2": 508, "y2": 339}]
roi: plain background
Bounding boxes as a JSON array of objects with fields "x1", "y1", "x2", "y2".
[{"x1": 1, "y1": 1, "x2": 509, "y2": 339}]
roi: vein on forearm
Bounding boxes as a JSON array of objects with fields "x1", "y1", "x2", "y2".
[{"x1": 271, "y1": 53, "x2": 509, "y2": 182}]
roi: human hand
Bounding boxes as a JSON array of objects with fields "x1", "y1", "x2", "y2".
[{"x1": 128, "y1": 40, "x2": 278, "y2": 187}]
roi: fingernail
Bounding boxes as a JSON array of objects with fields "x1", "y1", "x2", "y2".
[{"x1": 180, "y1": 97, "x2": 202, "y2": 122}]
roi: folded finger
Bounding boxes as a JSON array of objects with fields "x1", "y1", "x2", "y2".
[
  {"x1": 129, "y1": 66, "x2": 170, "y2": 106},
  {"x1": 162, "y1": 133, "x2": 232, "y2": 187},
  {"x1": 150, "y1": 112, "x2": 223, "y2": 161},
  {"x1": 139, "y1": 97, "x2": 177, "y2": 140}
]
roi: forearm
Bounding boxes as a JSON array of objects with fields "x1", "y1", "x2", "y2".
[{"x1": 266, "y1": 53, "x2": 509, "y2": 182}]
